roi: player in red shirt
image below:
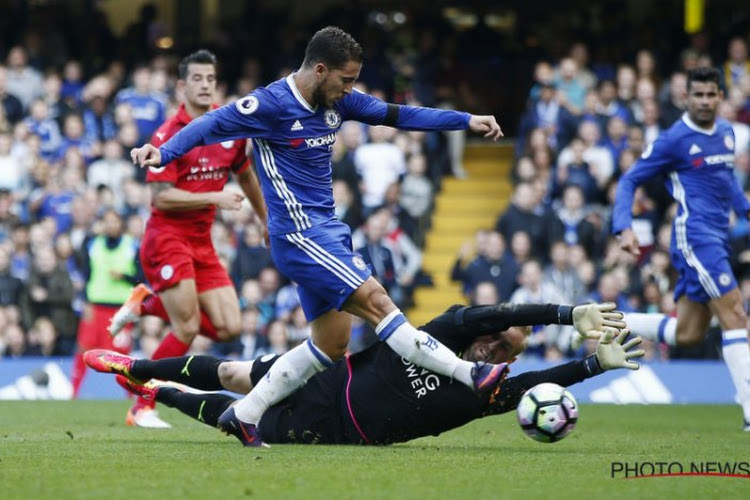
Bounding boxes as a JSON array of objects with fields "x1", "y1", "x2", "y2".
[{"x1": 109, "y1": 50, "x2": 267, "y2": 427}]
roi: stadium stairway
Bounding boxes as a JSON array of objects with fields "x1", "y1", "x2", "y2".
[{"x1": 408, "y1": 143, "x2": 514, "y2": 326}]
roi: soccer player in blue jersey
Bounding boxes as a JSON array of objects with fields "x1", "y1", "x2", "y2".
[
  {"x1": 610, "y1": 67, "x2": 750, "y2": 430},
  {"x1": 131, "y1": 26, "x2": 505, "y2": 446}
]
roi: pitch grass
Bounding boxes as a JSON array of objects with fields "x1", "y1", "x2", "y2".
[{"x1": 0, "y1": 402, "x2": 748, "y2": 499}]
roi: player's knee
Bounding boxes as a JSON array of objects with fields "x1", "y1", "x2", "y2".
[
  {"x1": 217, "y1": 362, "x2": 234, "y2": 388},
  {"x1": 214, "y1": 317, "x2": 242, "y2": 341},
  {"x1": 172, "y1": 314, "x2": 201, "y2": 342}
]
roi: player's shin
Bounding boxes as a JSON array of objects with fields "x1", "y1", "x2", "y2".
[
  {"x1": 622, "y1": 313, "x2": 676, "y2": 345},
  {"x1": 375, "y1": 310, "x2": 474, "y2": 387},
  {"x1": 131, "y1": 355, "x2": 225, "y2": 390},
  {"x1": 721, "y1": 329, "x2": 750, "y2": 421},
  {"x1": 233, "y1": 338, "x2": 332, "y2": 425},
  {"x1": 157, "y1": 387, "x2": 235, "y2": 427}
]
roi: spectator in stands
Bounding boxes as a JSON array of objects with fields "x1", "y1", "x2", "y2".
[
  {"x1": 555, "y1": 138, "x2": 599, "y2": 203},
  {"x1": 61, "y1": 60, "x2": 85, "y2": 105},
  {"x1": 554, "y1": 57, "x2": 586, "y2": 114},
  {"x1": 659, "y1": 72, "x2": 687, "y2": 129},
  {"x1": 596, "y1": 79, "x2": 633, "y2": 124},
  {"x1": 600, "y1": 115, "x2": 629, "y2": 169},
  {"x1": 356, "y1": 209, "x2": 398, "y2": 301},
  {"x1": 587, "y1": 270, "x2": 634, "y2": 313},
  {"x1": 568, "y1": 42, "x2": 597, "y2": 91},
  {"x1": 616, "y1": 65, "x2": 638, "y2": 116},
  {"x1": 510, "y1": 259, "x2": 572, "y2": 354},
  {"x1": 257, "y1": 267, "x2": 281, "y2": 323},
  {"x1": 510, "y1": 231, "x2": 533, "y2": 267},
  {"x1": 517, "y1": 81, "x2": 577, "y2": 154},
  {"x1": 0, "y1": 132, "x2": 26, "y2": 194},
  {"x1": 24, "y1": 98, "x2": 62, "y2": 161},
  {"x1": 82, "y1": 95, "x2": 117, "y2": 144},
  {"x1": 471, "y1": 281, "x2": 499, "y2": 306},
  {"x1": 4, "y1": 46, "x2": 43, "y2": 111},
  {"x1": 550, "y1": 185, "x2": 597, "y2": 258},
  {"x1": 0, "y1": 245, "x2": 24, "y2": 307},
  {"x1": 9, "y1": 224, "x2": 31, "y2": 281},
  {"x1": 719, "y1": 101, "x2": 750, "y2": 156},
  {"x1": 399, "y1": 153, "x2": 433, "y2": 246},
  {"x1": 528, "y1": 61, "x2": 555, "y2": 102},
  {"x1": 43, "y1": 71, "x2": 72, "y2": 127},
  {"x1": 377, "y1": 182, "x2": 415, "y2": 242},
  {"x1": 86, "y1": 139, "x2": 134, "y2": 209},
  {"x1": 496, "y1": 182, "x2": 550, "y2": 261},
  {"x1": 332, "y1": 179, "x2": 363, "y2": 232},
  {"x1": 231, "y1": 223, "x2": 273, "y2": 285},
  {"x1": 635, "y1": 49, "x2": 659, "y2": 86},
  {"x1": 32, "y1": 174, "x2": 76, "y2": 235},
  {"x1": 260, "y1": 319, "x2": 287, "y2": 357},
  {"x1": 58, "y1": 113, "x2": 97, "y2": 164},
  {"x1": 21, "y1": 245, "x2": 76, "y2": 354},
  {"x1": 544, "y1": 240, "x2": 586, "y2": 304},
  {"x1": 1, "y1": 323, "x2": 26, "y2": 357},
  {"x1": 25, "y1": 311, "x2": 59, "y2": 357},
  {"x1": 114, "y1": 64, "x2": 166, "y2": 143},
  {"x1": 234, "y1": 306, "x2": 269, "y2": 360},
  {"x1": 557, "y1": 119, "x2": 614, "y2": 190},
  {"x1": 460, "y1": 230, "x2": 519, "y2": 301},
  {"x1": 640, "y1": 98, "x2": 661, "y2": 146},
  {"x1": 286, "y1": 305, "x2": 311, "y2": 347},
  {"x1": 451, "y1": 228, "x2": 489, "y2": 284},
  {"x1": 0, "y1": 65, "x2": 24, "y2": 125},
  {"x1": 724, "y1": 37, "x2": 750, "y2": 91},
  {"x1": 354, "y1": 125, "x2": 406, "y2": 216},
  {"x1": 331, "y1": 121, "x2": 362, "y2": 199}
]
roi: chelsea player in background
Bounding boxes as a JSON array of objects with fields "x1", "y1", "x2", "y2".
[
  {"x1": 131, "y1": 26, "x2": 505, "y2": 446},
  {"x1": 611, "y1": 67, "x2": 750, "y2": 430}
]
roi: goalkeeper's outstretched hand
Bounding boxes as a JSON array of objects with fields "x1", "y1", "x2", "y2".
[
  {"x1": 571, "y1": 302, "x2": 626, "y2": 349},
  {"x1": 594, "y1": 329, "x2": 645, "y2": 371}
]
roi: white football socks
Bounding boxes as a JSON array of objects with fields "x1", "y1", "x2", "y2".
[
  {"x1": 721, "y1": 329, "x2": 750, "y2": 422},
  {"x1": 375, "y1": 310, "x2": 474, "y2": 388},
  {"x1": 623, "y1": 313, "x2": 677, "y2": 345},
  {"x1": 233, "y1": 338, "x2": 331, "y2": 425}
]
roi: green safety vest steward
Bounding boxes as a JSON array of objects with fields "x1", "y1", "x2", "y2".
[{"x1": 86, "y1": 234, "x2": 137, "y2": 305}]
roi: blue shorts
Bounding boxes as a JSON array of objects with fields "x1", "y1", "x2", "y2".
[
  {"x1": 271, "y1": 220, "x2": 371, "y2": 321},
  {"x1": 671, "y1": 242, "x2": 737, "y2": 303}
]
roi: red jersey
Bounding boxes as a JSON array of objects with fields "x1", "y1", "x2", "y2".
[{"x1": 147, "y1": 104, "x2": 250, "y2": 238}]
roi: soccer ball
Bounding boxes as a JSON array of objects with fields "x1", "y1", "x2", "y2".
[{"x1": 516, "y1": 383, "x2": 578, "y2": 443}]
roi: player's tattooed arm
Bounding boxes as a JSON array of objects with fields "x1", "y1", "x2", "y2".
[
  {"x1": 149, "y1": 181, "x2": 175, "y2": 200},
  {"x1": 149, "y1": 181, "x2": 243, "y2": 211}
]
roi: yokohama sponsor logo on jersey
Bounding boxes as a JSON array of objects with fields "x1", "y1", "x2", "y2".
[
  {"x1": 305, "y1": 133, "x2": 337, "y2": 148},
  {"x1": 703, "y1": 154, "x2": 734, "y2": 166}
]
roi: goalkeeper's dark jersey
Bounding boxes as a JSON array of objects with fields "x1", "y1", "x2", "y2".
[{"x1": 254, "y1": 304, "x2": 594, "y2": 445}]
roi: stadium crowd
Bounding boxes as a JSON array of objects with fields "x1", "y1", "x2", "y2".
[{"x1": 0, "y1": 4, "x2": 749, "y2": 364}]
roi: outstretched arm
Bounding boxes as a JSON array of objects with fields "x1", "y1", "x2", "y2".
[
  {"x1": 421, "y1": 302, "x2": 625, "y2": 353},
  {"x1": 339, "y1": 90, "x2": 502, "y2": 139},
  {"x1": 132, "y1": 93, "x2": 277, "y2": 168},
  {"x1": 612, "y1": 135, "x2": 673, "y2": 256},
  {"x1": 483, "y1": 330, "x2": 644, "y2": 416}
]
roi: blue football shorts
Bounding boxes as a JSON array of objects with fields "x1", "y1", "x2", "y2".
[
  {"x1": 671, "y1": 241, "x2": 737, "y2": 303},
  {"x1": 271, "y1": 219, "x2": 371, "y2": 321}
]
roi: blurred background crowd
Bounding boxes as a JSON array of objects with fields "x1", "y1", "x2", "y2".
[{"x1": 1, "y1": 0, "x2": 750, "y2": 364}]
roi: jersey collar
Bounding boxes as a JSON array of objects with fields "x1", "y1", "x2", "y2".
[
  {"x1": 286, "y1": 73, "x2": 316, "y2": 113},
  {"x1": 681, "y1": 112, "x2": 717, "y2": 135},
  {"x1": 175, "y1": 103, "x2": 220, "y2": 125}
]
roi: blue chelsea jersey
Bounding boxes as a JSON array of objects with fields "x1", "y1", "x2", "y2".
[
  {"x1": 158, "y1": 74, "x2": 470, "y2": 235},
  {"x1": 613, "y1": 113, "x2": 750, "y2": 247}
]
